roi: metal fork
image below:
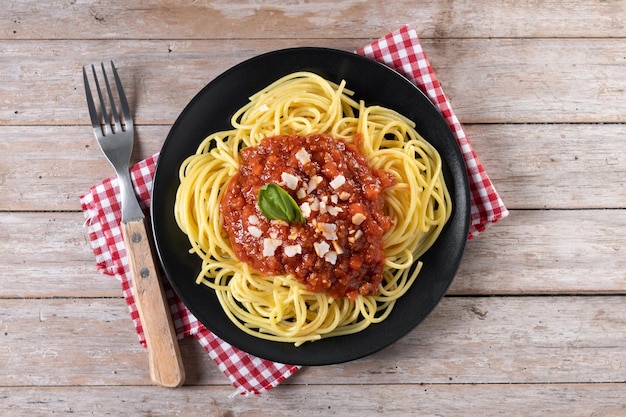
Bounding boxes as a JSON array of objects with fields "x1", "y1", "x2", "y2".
[{"x1": 83, "y1": 62, "x2": 185, "y2": 388}]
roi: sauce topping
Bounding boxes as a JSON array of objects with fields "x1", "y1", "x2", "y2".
[{"x1": 220, "y1": 133, "x2": 396, "y2": 300}]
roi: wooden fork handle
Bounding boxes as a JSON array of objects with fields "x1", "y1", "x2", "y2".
[{"x1": 121, "y1": 218, "x2": 186, "y2": 388}]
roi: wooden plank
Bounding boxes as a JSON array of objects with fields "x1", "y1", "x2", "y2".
[
  {"x1": 2, "y1": 207, "x2": 626, "y2": 297},
  {"x1": 1, "y1": 384, "x2": 625, "y2": 416},
  {"x1": 0, "y1": 39, "x2": 357, "y2": 126},
  {"x1": 1, "y1": 296, "x2": 624, "y2": 386},
  {"x1": 424, "y1": 38, "x2": 626, "y2": 123},
  {"x1": 2, "y1": 0, "x2": 625, "y2": 40},
  {"x1": 2, "y1": 124, "x2": 626, "y2": 211},
  {"x1": 1, "y1": 39, "x2": 625, "y2": 126},
  {"x1": 0, "y1": 125, "x2": 165, "y2": 211},
  {"x1": 451, "y1": 209, "x2": 626, "y2": 295},
  {"x1": 0, "y1": 212, "x2": 121, "y2": 298},
  {"x1": 0, "y1": 298, "x2": 228, "y2": 387},
  {"x1": 464, "y1": 123, "x2": 626, "y2": 210}
]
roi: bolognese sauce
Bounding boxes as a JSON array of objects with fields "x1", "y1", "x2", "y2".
[{"x1": 220, "y1": 133, "x2": 396, "y2": 300}]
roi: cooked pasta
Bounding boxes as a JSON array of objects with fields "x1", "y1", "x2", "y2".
[{"x1": 174, "y1": 72, "x2": 451, "y2": 345}]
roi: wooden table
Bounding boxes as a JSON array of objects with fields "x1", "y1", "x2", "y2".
[{"x1": 2, "y1": 1, "x2": 625, "y2": 415}]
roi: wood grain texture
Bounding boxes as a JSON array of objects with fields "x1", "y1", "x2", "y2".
[
  {"x1": 1, "y1": 0, "x2": 625, "y2": 413},
  {"x1": 2, "y1": 0, "x2": 625, "y2": 39},
  {"x1": 1, "y1": 384, "x2": 625, "y2": 417},
  {"x1": 121, "y1": 219, "x2": 185, "y2": 388},
  {"x1": 464, "y1": 123, "x2": 626, "y2": 210},
  {"x1": 1, "y1": 39, "x2": 624, "y2": 126},
  {"x1": 1, "y1": 297, "x2": 624, "y2": 387}
]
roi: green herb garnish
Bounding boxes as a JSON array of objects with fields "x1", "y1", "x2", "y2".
[{"x1": 258, "y1": 183, "x2": 305, "y2": 224}]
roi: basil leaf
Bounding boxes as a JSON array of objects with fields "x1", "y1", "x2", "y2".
[{"x1": 258, "y1": 183, "x2": 305, "y2": 224}]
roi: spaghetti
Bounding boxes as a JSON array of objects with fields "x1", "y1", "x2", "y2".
[{"x1": 174, "y1": 72, "x2": 451, "y2": 345}]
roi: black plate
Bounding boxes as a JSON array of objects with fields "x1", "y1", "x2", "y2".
[{"x1": 151, "y1": 47, "x2": 470, "y2": 366}]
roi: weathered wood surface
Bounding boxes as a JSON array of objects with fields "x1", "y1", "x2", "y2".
[
  {"x1": 2, "y1": 296, "x2": 625, "y2": 386},
  {"x1": 2, "y1": 384, "x2": 624, "y2": 417},
  {"x1": 3, "y1": 0, "x2": 625, "y2": 39},
  {"x1": 1, "y1": 0, "x2": 625, "y2": 415},
  {"x1": 2, "y1": 39, "x2": 625, "y2": 126}
]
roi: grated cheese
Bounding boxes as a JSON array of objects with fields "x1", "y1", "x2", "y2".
[
  {"x1": 281, "y1": 172, "x2": 300, "y2": 190},
  {"x1": 351, "y1": 213, "x2": 367, "y2": 225},
  {"x1": 319, "y1": 200, "x2": 327, "y2": 214},
  {"x1": 300, "y1": 201, "x2": 312, "y2": 218},
  {"x1": 262, "y1": 238, "x2": 282, "y2": 256},
  {"x1": 327, "y1": 206, "x2": 343, "y2": 216},
  {"x1": 313, "y1": 241, "x2": 330, "y2": 257},
  {"x1": 307, "y1": 175, "x2": 323, "y2": 194},
  {"x1": 332, "y1": 240, "x2": 344, "y2": 254},
  {"x1": 310, "y1": 198, "x2": 320, "y2": 212},
  {"x1": 284, "y1": 244, "x2": 302, "y2": 257},
  {"x1": 329, "y1": 175, "x2": 346, "y2": 189},
  {"x1": 324, "y1": 251, "x2": 338, "y2": 265},
  {"x1": 247, "y1": 225, "x2": 262, "y2": 238},
  {"x1": 318, "y1": 222, "x2": 338, "y2": 240},
  {"x1": 295, "y1": 148, "x2": 311, "y2": 165}
]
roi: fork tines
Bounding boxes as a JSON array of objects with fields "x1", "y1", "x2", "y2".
[{"x1": 83, "y1": 61, "x2": 133, "y2": 137}]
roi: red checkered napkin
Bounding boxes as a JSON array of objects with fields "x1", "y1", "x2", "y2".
[{"x1": 80, "y1": 25, "x2": 507, "y2": 396}]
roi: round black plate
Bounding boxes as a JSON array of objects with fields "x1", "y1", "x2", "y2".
[{"x1": 151, "y1": 47, "x2": 470, "y2": 366}]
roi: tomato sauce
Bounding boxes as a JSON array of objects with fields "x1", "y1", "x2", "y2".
[{"x1": 220, "y1": 133, "x2": 396, "y2": 300}]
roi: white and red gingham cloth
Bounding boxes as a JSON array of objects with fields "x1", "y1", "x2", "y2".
[{"x1": 80, "y1": 25, "x2": 507, "y2": 396}]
